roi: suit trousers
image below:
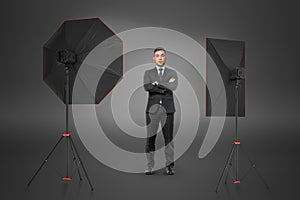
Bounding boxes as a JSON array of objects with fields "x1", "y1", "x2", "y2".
[{"x1": 146, "y1": 106, "x2": 174, "y2": 168}]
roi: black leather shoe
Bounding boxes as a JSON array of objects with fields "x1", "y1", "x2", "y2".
[
  {"x1": 145, "y1": 168, "x2": 153, "y2": 175},
  {"x1": 166, "y1": 166, "x2": 175, "y2": 175}
]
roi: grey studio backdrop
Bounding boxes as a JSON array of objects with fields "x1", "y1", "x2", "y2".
[{"x1": 0, "y1": 1, "x2": 299, "y2": 200}]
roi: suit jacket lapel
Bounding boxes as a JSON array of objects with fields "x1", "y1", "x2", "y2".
[
  {"x1": 151, "y1": 67, "x2": 158, "y2": 80},
  {"x1": 162, "y1": 67, "x2": 168, "y2": 81}
]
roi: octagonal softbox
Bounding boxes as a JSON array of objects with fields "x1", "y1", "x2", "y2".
[
  {"x1": 43, "y1": 17, "x2": 123, "y2": 104},
  {"x1": 206, "y1": 38, "x2": 245, "y2": 117}
]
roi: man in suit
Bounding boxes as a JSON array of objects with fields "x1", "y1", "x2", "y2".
[{"x1": 143, "y1": 47, "x2": 178, "y2": 175}]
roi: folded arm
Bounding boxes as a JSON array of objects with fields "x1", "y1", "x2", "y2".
[
  {"x1": 157, "y1": 71, "x2": 178, "y2": 91},
  {"x1": 143, "y1": 71, "x2": 166, "y2": 93}
]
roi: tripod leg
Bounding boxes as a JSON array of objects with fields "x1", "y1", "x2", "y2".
[
  {"x1": 70, "y1": 137, "x2": 94, "y2": 191},
  {"x1": 66, "y1": 136, "x2": 70, "y2": 179},
  {"x1": 224, "y1": 150, "x2": 234, "y2": 184},
  {"x1": 216, "y1": 144, "x2": 235, "y2": 193},
  {"x1": 27, "y1": 136, "x2": 64, "y2": 186},
  {"x1": 70, "y1": 141, "x2": 83, "y2": 180},
  {"x1": 235, "y1": 143, "x2": 239, "y2": 183},
  {"x1": 252, "y1": 166, "x2": 270, "y2": 190},
  {"x1": 239, "y1": 146, "x2": 270, "y2": 190}
]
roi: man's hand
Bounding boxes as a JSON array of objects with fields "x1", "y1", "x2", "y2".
[
  {"x1": 169, "y1": 77, "x2": 175, "y2": 83},
  {"x1": 152, "y1": 81, "x2": 159, "y2": 86}
]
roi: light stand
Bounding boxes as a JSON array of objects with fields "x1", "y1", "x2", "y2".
[
  {"x1": 215, "y1": 67, "x2": 269, "y2": 193},
  {"x1": 27, "y1": 50, "x2": 94, "y2": 191}
]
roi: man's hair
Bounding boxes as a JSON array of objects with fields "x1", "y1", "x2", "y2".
[{"x1": 153, "y1": 47, "x2": 166, "y2": 54}]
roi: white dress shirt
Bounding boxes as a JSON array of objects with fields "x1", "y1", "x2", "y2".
[{"x1": 156, "y1": 65, "x2": 165, "y2": 76}]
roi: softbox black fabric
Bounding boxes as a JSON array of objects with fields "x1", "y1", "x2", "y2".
[
  {"x1": 206, "y1": 38, "x2": 245, "y2": 117},
  {"x1": 43, "y1": 18, "x2": 123, "y2": 104}
]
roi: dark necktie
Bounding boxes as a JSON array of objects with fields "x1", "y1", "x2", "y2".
[{"x1": 158, "y1": 68, "x2": 163, "y2": 81}]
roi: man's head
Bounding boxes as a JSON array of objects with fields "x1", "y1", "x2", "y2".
[{"x1": 153, "y1": 47, "x2": 166, "y2": 67}]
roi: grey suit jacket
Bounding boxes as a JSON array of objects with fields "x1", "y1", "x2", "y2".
[{"x1": 144, "y1": 67, "x2": 178, "y2": 114}]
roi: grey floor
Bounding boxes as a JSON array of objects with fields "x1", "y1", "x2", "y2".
[{"x1": 1, "y1": 121, "x2": 299, "y2": 200}]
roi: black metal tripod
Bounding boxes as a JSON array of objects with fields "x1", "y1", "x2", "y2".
[
  {"x1": 215, "y1": 75, "x2": 269, "y2": 193},
  {"x1": 27, "y1": 65, "x2": 94, "y2": 191}
]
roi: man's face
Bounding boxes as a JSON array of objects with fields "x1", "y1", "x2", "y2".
[{"x1": 153, "y1": 50, "x2": 166, "y2": 67}]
